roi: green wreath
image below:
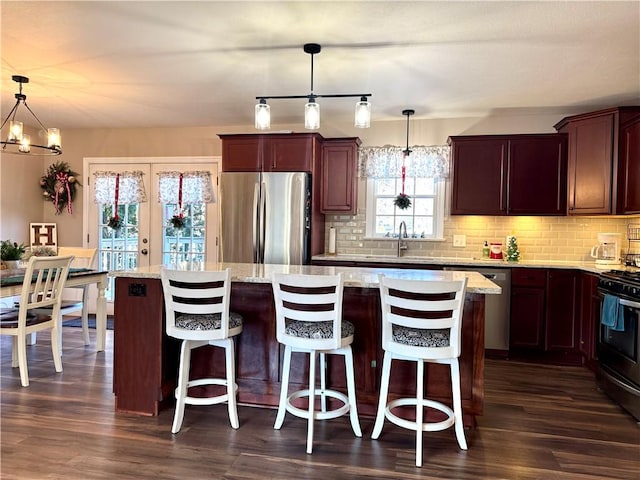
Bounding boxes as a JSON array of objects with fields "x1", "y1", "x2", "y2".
[
  {"x1": 394, "y1": 193, "x2": 412, "y2": 210},
  {"x1": 39, "y1": 161, "x2": 81, "y2": 214}
]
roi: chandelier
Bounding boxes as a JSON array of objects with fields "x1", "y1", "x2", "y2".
[
  {"x1": 255, "y1": 43, "x2": 372, "y2": 131},
  {"x1": 1, "y1": 75, "x2": 61, "y2": 156}
]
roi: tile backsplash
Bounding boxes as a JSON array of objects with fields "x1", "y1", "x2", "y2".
[{"x1": 325, "y1": 213, "x2": 640, "y2": 262}]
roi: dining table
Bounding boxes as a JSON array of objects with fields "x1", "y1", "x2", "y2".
[{"x1": 0, "y1": 266, "x2": 109, "y2": 351}]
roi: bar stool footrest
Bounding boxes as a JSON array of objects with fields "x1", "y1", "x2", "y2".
[
  {"x1": 286, "y1": 388, "x2": 351, "y2": 420},
  {"x1": 385, "y1": 397, "x2": 455, "y2": 433},
  {"x1": 179, "y1": 377, "x2": 238, "y2": 406}
]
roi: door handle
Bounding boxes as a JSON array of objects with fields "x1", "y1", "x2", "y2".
[{"x1": 140, "y1": 248, "x2": 148, "y2": 255}]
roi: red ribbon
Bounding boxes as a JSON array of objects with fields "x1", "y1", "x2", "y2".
[
  {"x1": 54, "y1": 172, "x2": 73, "y2": 214},
  {"x1": 178, "y1": 173, "x2": 184, "y2": 218},
  {"x1": 114, "y1": 173, "x2": 120, "y2": 219},
  {"x1": 401, "y1": 154, "x2": 407, "y2": 195}
]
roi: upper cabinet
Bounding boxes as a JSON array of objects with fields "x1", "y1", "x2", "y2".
[
  {"x1": 554, "y1": 106, "x2": 640, "y2": 215},
  {"x1": 219, "y1": 133, "x2": 322, "y2": 173},
  {"x1": 449, "y1": 134, "x2": 567, "y2": 216},
  {"x1": 320, "y1": 138, "x2": 360, "y2": 214}
]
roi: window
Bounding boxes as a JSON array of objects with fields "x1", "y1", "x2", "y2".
[
  {"x1": 360, "y1": 144, "x2": 449, "y2": 240},
  {"x1": 365, "y1": 176, "x2": 445, "y2": 239}
]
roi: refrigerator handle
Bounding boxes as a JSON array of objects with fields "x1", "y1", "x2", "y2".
[
  {"x1": 253, "y1": 182, "x2": 260, "y2": 263},
  {"x1": 259, "y1": 180, "x2": 267, "y2": 263}
]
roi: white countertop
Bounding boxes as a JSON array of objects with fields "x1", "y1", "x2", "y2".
[
  {"x1": 311, "y1": 254, "x2": 634, "y2": 274},
  {"x1": 110, "y1": 262, "x2": 502, "y2": 294}
]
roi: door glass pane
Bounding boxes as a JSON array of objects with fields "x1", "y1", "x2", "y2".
[
  {"x1": 98, "y1": 203, "x2": 141, "y2": 300},
  {"x1": 162, "y1": 203, "x2": 206, "y2": 267}
]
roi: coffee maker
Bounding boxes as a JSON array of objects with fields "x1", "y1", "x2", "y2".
[{"x1": 591, "y1": 233, "x2": 621, "y2": 265}]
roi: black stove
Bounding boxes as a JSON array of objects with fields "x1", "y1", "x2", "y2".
[{"x1": 598, "y1": 270, "x2": 640, "y2": 301}]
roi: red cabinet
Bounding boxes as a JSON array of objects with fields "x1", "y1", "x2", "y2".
[
  {"x1": 618, "y1": 117, "x2": 640, "y2": 214},
  {"x1": 219, "y1": 133, "x2": 322, "y2": 173},
  {"x1": 449, "y1": 134, "x2": 567, "y2": 216},
  {"x1": 579, "y1": 273, "x2": 600, "y2": 370},
  {"x1": 320, "y1": 138, "x2": 360, "y2": 214},
  {"x1": 510, "y1": 268, "x2": 581, "y2": 365},
  {"x1": 554, "y1": 106, "x2": 640, "y2": 215},
  {"x1": 510, "y1": 269, "x2": 546, "y2": 349}
]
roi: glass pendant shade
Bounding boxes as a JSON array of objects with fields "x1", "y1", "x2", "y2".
[
  {"x1": 255, "y1": 100, "x2": 271, "y2": 130},
  {"x1": 18, "y1": 134, "x2": 30, "y2": 153},
  {"x1": 8, "y1": 121, "x2": 23, "y2": 141},
  {"x1": 304, "y1": 101, "x2": 320, "y2": 130},
  {"x1": 354, "y1": 97, "x2": 371, "y2": 128},
  {"x1": 47, "y1": 128, "x2": 61, "y2": 149}
]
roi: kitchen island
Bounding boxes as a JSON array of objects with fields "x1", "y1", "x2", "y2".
[{"x1": 111, "y1": 263, "x2": 500, "y2": 427}]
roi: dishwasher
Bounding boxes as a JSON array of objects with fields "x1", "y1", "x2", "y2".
[{"x1": 444, "y1": 267, "x2": 511, "y2": 352}]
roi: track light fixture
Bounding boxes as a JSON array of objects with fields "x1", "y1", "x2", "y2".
[
  {"x1": 255, "y1": 43, "x2": 372, "y2": 130},
  {"x1": 1, "y1": 75, "x2": 61, "y2": 156}
]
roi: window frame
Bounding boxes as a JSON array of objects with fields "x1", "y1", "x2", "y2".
[{"x1": 365, "y1": 176, "x2": 446, "y2": 240}]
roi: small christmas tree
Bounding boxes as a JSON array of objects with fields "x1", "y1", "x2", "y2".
[{"x1": 506, "y1": 235, "x2": 520, "y2": 262}]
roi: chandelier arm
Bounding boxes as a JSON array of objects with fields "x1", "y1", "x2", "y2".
[
  {"x1": 0, "y1": 101, "x2": 21, "y2": 131},
  {"x1": 22, "y1": 101, "x2": 50, "y2": 132}
]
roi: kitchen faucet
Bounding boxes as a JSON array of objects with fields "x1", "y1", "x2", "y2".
[{"x1": 397, "y1": 221, "x2": 408, "y2": 257}]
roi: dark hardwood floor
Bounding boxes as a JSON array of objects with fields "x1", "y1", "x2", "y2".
[{"x1": 1, "y1": 327, "x2": 638, "y2": 479}]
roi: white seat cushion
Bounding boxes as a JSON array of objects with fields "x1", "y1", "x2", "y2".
[
  {"x1": 392, "y1": 326, "x2": 450, "y2": 347},
  {"x1": 175, "y1": 311, "x2": 243, "y2": 331},
  {"x1": 285, "y1": 319, "x2": 355, "y2": 339}
]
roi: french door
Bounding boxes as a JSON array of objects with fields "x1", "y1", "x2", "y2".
[{"x1": 84, "y1": 157, "x2": 220, "y2": 309}]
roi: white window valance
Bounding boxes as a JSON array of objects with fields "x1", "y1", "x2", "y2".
[
  {"x1": 157, "y1": 171, "x2": 215, "y2": 204},
  {"x1": 359, "y1": 145, "x2": 450, "y2": 179},
  {"x1": 93, "y1": 171, "x2": 147, "y2": 204}
]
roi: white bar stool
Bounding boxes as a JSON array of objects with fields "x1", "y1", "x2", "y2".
[
  {"x1": 372, "y1": 274, "x2": 469, "y2": 467},
  {"x1": 160, "y1": 267, "x2": 243, "y2": 434},
  {"x1": 271, "y1": 272, "x2": 362, "y2": 454}
]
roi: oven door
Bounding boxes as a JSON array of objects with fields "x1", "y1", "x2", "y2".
[{"x1": 598, "y1": 296, "x2": 640, "y2": 385}]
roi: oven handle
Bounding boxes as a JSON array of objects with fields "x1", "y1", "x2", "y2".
[{"x1": 620, "y1": 298, "x2": 640, "y2": 309}]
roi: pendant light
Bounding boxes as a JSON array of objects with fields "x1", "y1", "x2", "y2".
[
  {"x1": 255, "y1": 43, "x2": 372, "y2": 130},
  {"x1": 1, "y1": 75, "x2": 62, "y2": 155}
]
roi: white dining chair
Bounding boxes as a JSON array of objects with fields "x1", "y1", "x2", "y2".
[{"x1": 0, "y1": 255, "x2": 74, "y2": 387}]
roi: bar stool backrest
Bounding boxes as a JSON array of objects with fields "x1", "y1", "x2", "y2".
[
  {"x1": 161, "y1": 268, "x2": 233, "y2": 341},
  {"x1": 378, "y1": 274, "x2": 468, "y2": 360},
  {"x1": 272, "y1": 272, "x2": 344, "y2": 351}
]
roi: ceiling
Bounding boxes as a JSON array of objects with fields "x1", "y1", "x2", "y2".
[{"x1": 1, "y1": 1, "x2": 639, "y2": 131}]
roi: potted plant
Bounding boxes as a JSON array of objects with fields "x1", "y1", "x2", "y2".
[{"x1": 1, "y1": 240, "x2": 26, "y2": 269}]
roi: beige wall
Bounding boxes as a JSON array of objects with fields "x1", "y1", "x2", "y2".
[{"x1": 3, "y1": 109, "x2": 631, "y2": 255}]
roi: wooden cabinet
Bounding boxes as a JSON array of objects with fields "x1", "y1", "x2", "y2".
[
  {"x1": 554, "y1": 106, "x2": 640, "y2": 215},
  {"x1": 219, "y1": 133, "x2": 322, "y2": 173},
  {"x1": 510, "y1": 269, "x2": 546, "y2": 349},
  {"x1": 617, "y1": 117, "x2": 640, "y2": 214},
  {"x1": 321, "y1": 137, "x2": 360, "y2": 214},
  {"x1": 510, "y1": 268, "x2": 581, "y2": 365},
  {"x1": 546, "y1": 269, "x2": 578, "y2": 351},
  {"x1": 449, "y1": 134, "x2": 567, "y2": 216},
  {"x1": 579, "y1": 272, "x2": 600, "y2": 370}
]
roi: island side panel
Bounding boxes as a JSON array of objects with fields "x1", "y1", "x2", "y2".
[{"x1": 114, "y1": 277, "x2": 179, "y2": 416}]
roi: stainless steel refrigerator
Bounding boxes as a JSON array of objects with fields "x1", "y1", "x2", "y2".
[{"x1": 220, "y1": 172, "x2": 311, "y2": 265}]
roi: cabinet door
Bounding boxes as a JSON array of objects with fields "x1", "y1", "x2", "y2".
[
  {"x1": 510, "y1": 286, "x2": 545, "y2": 350},
  {"x1": 618, "y1": 118, "x2": 640, "y2": 214},
  {"x1": 264, "y1": 135, "x2": 313, "y2": 172},
  {"x1": 450, "y1": 137, "x2": 507, "y2": 215},
  {"x1": 221, "y1": 136, "x2": 262, "y2": 172},
  {"x1": 579, "y1": 273, "x2": 599, "y2": 369},
  {"x1": 508, "y1": 135, "x2": 567, "y2": 215},
  {"x1": 566, "y1": 114, "x2": 614, "y2": 214},
  {"x1": 321, "y1": 138, "x2": 359, "y2": 214},
  {"x1": 546, "y1": 269, "x2": 578, "y2": 351}
]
